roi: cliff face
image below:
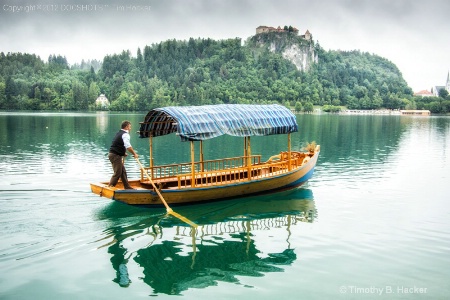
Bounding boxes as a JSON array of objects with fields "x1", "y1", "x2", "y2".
[
  {"x1": 280, "y1": 43, "x2": 317, "y2": 72},
  {"x1": 247, "y1": 32, "x2": 317, "y2": 72}
]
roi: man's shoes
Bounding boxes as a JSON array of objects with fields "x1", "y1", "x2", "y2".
[{"x1": 125, "y1": 187, "x2": 136, "y2": 190}]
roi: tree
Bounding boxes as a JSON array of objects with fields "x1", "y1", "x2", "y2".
[
  {"x1": 404, "y1": 99, "x2": 417, "y2": 110},
  {"x1": 303, "y1": 102, "x2": 314, "y2": 113},
  {"x1": 438, "y1": 88, "x2": 449, "y2": 99},
  {"x1": 88, "y1": 82, "x2": 100, "y2": 106},
  {"x1": 0, "y1": 81, "x2": 5, "y2": 108},
  {"x1": 86, "y1": 66, "x2": 97, "y2": 83},
  {"x1": 110, "y1": 90, "x2": 130, "y2": 111},
  {"x1": 34, "y1": 86, "x2": 41, "y2": 102},
  {"x1": 428, "y1": 101, "x2": 441, "y2": 113},
  {"x1": 347, "y1": 95, "x2": 359, "y2": 109},
  {"x1": 372, "y1": 91, "x2": 383, "y2": 109},
  {"x1": 42, "y1": 87, "x2": 57, "y2": 109},
  {"x1": 322, "y1": 105, "x2": 341, "y2": 113},
  {"x1": 48, "y1": 54, "x2": 68, "y2": 71},
  {"x1": 294, "y1": 101, "x2": 303, "y2": 112},
  {"x1": 71, "y1": 81, "x2": 88, "y2": 110}
]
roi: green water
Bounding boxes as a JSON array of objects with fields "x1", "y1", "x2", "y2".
[{"x1": 1, "y1": 112, "x2": 449, "y2": 299}]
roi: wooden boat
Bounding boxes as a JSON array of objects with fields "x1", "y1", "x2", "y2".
[{"x1": 90, "y1": 104, "x2": 320, "y2": 206}]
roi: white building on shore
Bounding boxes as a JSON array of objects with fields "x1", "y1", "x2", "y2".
[
  {"x1": 95, "y1": 94, "x2": 109, "y2": 109},
  {"x1": 431, "y1": 72, "x2": 450, "y2": 97}
]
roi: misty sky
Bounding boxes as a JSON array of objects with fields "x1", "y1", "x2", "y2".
[{"x1": 1, "y1": 0, "x2": 449, "y2": 92}]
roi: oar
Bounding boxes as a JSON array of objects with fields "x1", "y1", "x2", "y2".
[{"x1": 134, "y1": 157, "x2": 197, "y2": 228}]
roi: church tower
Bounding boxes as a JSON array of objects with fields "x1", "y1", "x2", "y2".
[{"x1": 446, "y1": 71, "x2": 450, "y2": 92}]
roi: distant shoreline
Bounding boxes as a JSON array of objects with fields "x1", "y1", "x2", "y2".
[
  {"x1": 341, "y1": 109, "x2": 431, "y2": 116},
  {"x1": 290, "y1": 108, "x2": 441, "y2": 116},
  {"x1": 0, "y1": 108, "x2": 442, "y2": 116}
]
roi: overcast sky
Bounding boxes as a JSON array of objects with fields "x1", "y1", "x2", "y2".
[{"x1": 1, "y1": 0, "x2": 449, "y2": 92}]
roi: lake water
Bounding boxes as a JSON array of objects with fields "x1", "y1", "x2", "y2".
[{"x1": 1, "y1": 112, "x2": 449, "y2": 299}]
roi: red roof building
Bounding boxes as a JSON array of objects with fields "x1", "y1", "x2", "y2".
[{"x1": 413, "y1": 90, "x2": 433, "y2": 97}]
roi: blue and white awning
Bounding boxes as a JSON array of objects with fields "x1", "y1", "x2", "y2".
[{"x1": 139, "y1": 104, "x2": 298, "y2": 141}]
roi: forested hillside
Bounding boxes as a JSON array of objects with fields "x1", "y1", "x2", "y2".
[{"x1": 1, "y1": 34, "x2": 449, "y2": 113}]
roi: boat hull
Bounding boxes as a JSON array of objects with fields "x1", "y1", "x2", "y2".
[{"x1": 90, "y1": 150, "x2": 319, "y2": 206}]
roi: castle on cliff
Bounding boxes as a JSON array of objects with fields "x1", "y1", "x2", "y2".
[{"x1": 256, "y1": 25, "x2": 312, "y2": 40}]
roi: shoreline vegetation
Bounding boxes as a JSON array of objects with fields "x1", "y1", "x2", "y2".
[
  {"x1": 0, "y1": 108, "x2": 441, "y2": 116},
  {"x1": 1, "y1": 33, "x2": 450, "y2": 114}
]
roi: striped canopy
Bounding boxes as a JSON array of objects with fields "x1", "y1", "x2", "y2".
[{"x1": 138, "y1": 104, "x2": 298, "y2": 141}]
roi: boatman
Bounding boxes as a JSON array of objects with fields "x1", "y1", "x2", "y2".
[{"x1": 108, "y1": 120, "x2": 138, "y2": 189}]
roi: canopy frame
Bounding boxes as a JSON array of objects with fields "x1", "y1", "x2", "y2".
[{"x1": 138, "y1": 104, "x2": 298, "y2": 142}]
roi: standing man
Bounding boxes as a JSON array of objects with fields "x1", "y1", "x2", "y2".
[{"x1": 108, "y1": 120, "x2": 138, "y2": 189}]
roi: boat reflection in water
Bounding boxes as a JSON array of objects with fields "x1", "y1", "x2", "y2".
[{"x1": 96, "y1": 188, "x2": 316, "y2": 295}]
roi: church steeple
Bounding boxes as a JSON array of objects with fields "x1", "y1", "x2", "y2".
[{"x1": 446, "y1": 71, "x2": 450, "y2": 92}]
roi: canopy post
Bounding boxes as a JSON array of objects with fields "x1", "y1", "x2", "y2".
[
  {"x1": 200, "y1": 140, "x2": 204, "y2": 172},
  {"x1": 288, "y1": 133, "x2": 292, "y2": 171},
  {"x1": 191, "y1": 141, "x2": 196, "y2": 187},
  {"x1": 243, "y1": 137, "x2": 247, "y2": 166},
  {"x1": 149, "y1": 134, "x2": 154, "y2": 178},
  {"x1": 247, "y1": 136, "x2": 252, "y2": 180}
]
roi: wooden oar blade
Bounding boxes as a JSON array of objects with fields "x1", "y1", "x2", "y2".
[{"x1": 169, "y1": 211, "x2": 198, "y2": 228}]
